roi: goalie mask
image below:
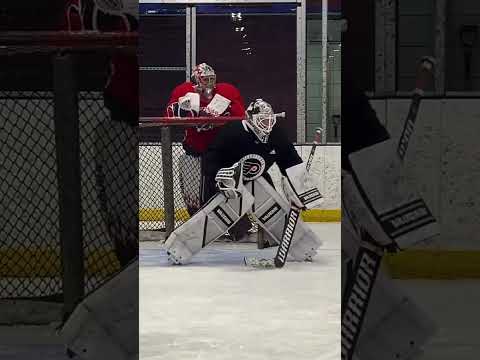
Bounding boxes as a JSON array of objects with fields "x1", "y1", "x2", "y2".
[
  {"x1": 191, "y1": 63, "x2": 216, "y2": 100},
  {"x1": 245, "y1": 99, "x2": 276, "y2": 143}
]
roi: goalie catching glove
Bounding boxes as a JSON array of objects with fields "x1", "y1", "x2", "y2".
[
  {"x1": 281, "y1": 163, "x2": 324, "y2": 209},
  {"x1": 215, "y1": 161, "x2": 244, "y2": 199}
]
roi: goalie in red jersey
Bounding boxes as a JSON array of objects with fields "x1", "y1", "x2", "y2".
[{"x1": 165, "y1": 63, "x2": 245, "y2": 216}]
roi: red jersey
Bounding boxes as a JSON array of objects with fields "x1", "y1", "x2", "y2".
[
  {"x1": 165, "y1": 82, "x2": 245, "y2": 154},
  {"x1": 65, "y1": 0, "x2": 138, "y2": 121}
]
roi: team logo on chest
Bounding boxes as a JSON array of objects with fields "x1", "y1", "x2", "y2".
[{"x1": 239, "y1": 154, "x2": 266, "y2": 181}]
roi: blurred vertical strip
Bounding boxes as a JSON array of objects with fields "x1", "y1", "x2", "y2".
[{"x1": 342, "y1": 0, "x2": 375, "y2": 92}]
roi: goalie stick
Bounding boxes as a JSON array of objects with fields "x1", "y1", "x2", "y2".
[
  {"x1": 245, "y1": 128, "x2": 322, "y2": 268},
  {"x1": 341, "y1": 56, "x2": 435, "y2": 360},
  {"x1": 306, "y1": 127, "x2": 323, "y2": 171}
]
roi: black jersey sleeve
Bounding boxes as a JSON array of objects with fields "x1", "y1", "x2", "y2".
[
  {"x1": 342, "y1": 76, "x2": 390, "y2": 171},
  {"x1": 201, "y1": 122, "x2": 239, "y2": 204},
  {"x1": 270, "y1": 124, "x2": 303, "y2": 175},
  {"x1": 203, "y1": 123, "x2": 235, "y2": 177}
]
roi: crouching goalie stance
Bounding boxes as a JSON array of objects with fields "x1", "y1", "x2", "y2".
[{"x1": 164, "y1": 99, "x2": 324, "y2": 264}]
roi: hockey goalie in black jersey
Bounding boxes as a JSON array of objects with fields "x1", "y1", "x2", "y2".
[{"x1": 163, "y1": 99, "x2": 324, "y2": 265}]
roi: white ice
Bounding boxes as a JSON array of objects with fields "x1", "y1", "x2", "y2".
[
  {"x1": 140, "y1": 223, "x2": 341, "y2": 360},
  {"x1": 3, "y1": 221, "x2": 480, "y2": 359}
]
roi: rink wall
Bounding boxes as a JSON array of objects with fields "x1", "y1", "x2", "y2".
[
  {"x1": 369, "y1": 97, "x2": 480, "y2": 278},
  {"x1": 139, "y1": 144, "x2": 341, "y2": 223},
  {"x1": 269, "y1": 144, "x2": 341, "y2": 221}
]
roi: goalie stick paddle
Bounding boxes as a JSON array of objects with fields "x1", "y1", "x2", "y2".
[
  {"x1": 341, "y1": 57, "x2": 435, "y2": 360},
  {"x1": 273, "y1": 206, "x2": 300, "y2": 268},
  {"x1": 341, "y1": 234, "x2": 382, "y2": 360},
  {"x1": 273, "y1": 128, "x2": 323, "y2": 268}
]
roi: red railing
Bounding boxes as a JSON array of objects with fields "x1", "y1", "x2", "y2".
[{"x1": 139, "y1": 116, "x2": 245, "y2": 127}]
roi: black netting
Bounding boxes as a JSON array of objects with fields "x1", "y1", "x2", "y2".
[
  {"x1": 78, "y1": 92, "x2": 138, "y2": 293},
  {"x1": 139, "y1": 141, "x2": 198, "y2": 231},
  {"x1": 1, "y1": 47, "x2": 137, "y2": 300},
  {"x1": 1, "y1": 91, "x2": 61, "y2": 298}
]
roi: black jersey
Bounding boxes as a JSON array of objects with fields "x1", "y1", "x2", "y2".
[
  {"x1": 204, "y1": 120, "x2": 302, "y2": 177},
  {"x1": 201, "y1": 120, "x2": 302, "y2": 203},
  {"x1": 342, "y1": 73, "x2": 390, "y2": 171}
]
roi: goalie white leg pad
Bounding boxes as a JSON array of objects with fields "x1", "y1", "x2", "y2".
[
  {"x1": 248, "y1": 178, "x2": 322, "y2": 261},
  {"x1": 164, "y1": 186, "x2": 255, "y2": 264},
  {"x1": 60, "y1": 261, "x2": 139, "y2": 360},
  {"x1": 355, "y1": 269, "x2": 436, "y2": 360}
]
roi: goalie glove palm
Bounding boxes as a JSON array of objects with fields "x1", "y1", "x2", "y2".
[{"x1": 215, "y1": 162, "x2": 244, "y2": 199}]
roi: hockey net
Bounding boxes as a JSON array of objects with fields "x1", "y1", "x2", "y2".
[
  {"x1": 0, "y1": 31, "x2": 137, "y2": 324},
  {"x1": 139, "y1": 117, "x2": 242, "y2": 237}
]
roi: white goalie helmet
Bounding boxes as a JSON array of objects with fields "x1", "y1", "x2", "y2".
[{"x1": 245, "y1": 99, "x2": 276, "y2": 143}]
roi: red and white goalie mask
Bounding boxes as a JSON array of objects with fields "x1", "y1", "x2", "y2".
[
  {"x1": 191, "y1": 63, "x2": 216, "y2": 100},
  {"x1": 245, "y1": 99, "x2": 276, "y2": 143}
]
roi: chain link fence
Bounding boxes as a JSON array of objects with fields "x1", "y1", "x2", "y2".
[
  {"x1": 139, "y1": 140, "x2": 201, "y2": 232},
  {"x1": 1, "y1": 91, "x2": 62, "y2": 299},
  {"x1": 0, "y1": 34, "x2": 137, "y2": 323}
]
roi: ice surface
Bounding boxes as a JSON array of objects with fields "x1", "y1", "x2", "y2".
[
  {"x1": 140, "y1": 223, "x2": 341, "y2": 360},
  {"x1": 4, "y1": 222, "x2": 479, "y2": 359}
]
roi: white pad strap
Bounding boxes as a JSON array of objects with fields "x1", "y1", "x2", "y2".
[{"x1": 282, "y1": 163, "x2": 323, "y2": 209}]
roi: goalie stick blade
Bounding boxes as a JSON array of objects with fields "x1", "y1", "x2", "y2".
[
  {"x1": 274, "y1": 207, "x2": 300, "y2": 268},
  {"x1": 244, "y1": 257, "x2": 275, "y2": 268}
]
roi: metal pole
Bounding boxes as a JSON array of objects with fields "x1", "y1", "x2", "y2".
[
  {"x1": 434, "y1": 0, "x2": 446, "y2": 95},
  {"x1": 161, "y1": 127, "x2": 175, "y2": 237},
  {"x1": 186, "y1": 6, "x2": 192, "y2": 80},
  {"x1": 375, "y1": 0, "x2": 386, "y2": 94},
  {"x1": 296, "y1": 0, "x2": 306, "y2": 143},
  {"x1": 384, "y1": 0, "x2": 397, "y2": 94},
  {"x1": 191, "y1": 5, "x2": 197, "y2": 71},
  {"x1": 321, "y1": 0, "x2": 328, "y2": 143},
  {"x1": 53, "y1": 53, "x2": 84, "y2": 317}
]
